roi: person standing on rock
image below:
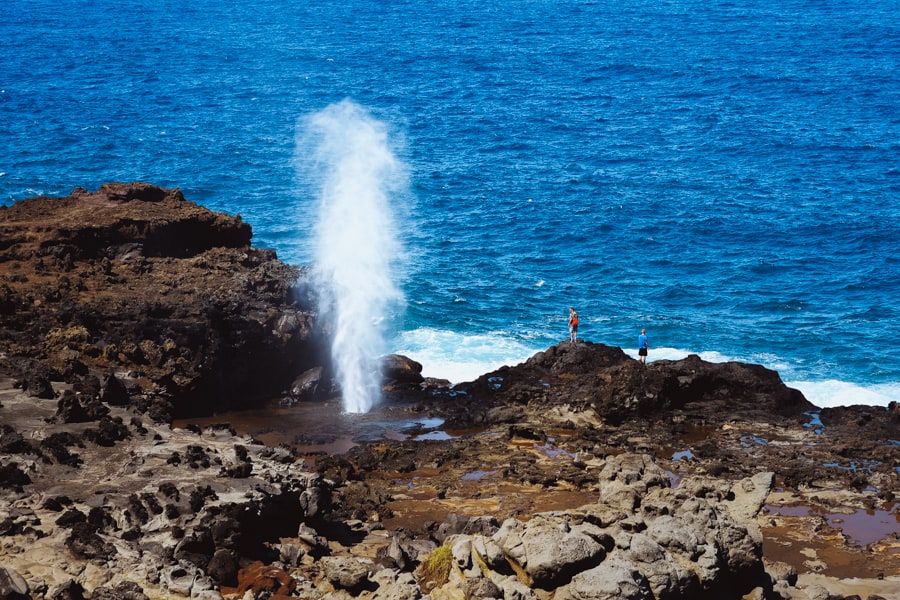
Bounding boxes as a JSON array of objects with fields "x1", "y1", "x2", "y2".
[
  {"x1": 568, "y1": 307, "x2": 579, "y2": 342},
  {"x1": 638, "y1": 329, "x2": 650, "y2": 364}
]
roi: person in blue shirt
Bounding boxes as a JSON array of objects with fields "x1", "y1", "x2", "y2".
[{"x1": 638, "y1": 329, "x2": 650, "y2": 364}]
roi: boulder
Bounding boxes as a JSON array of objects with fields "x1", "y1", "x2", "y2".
[
  {"x1": 88, "y1": 581, "x2": 149, "y2": 600},
  {"x1": 369, "y1": 569, "x2": 422, "y2": 600},
  {"x1": 463, "y1": 576, "x2": 502, "y2": 599},
  {"x1": 492, "y1": 514, "x2": 610, "y2": 589},
  {"x1": 554, "y1": 556, "x2": 653, "y2": 600},
  {"x1": 435, "y1": 513, "x2": 500, "y2": 542},
  {"x1": 0, "y1": 426, "x2": 29, "y2": 454},
  {"x1": 206, "y1": 548, "x2": 239, "y2": 587},
  {"x1": 290, "y1": 366, "x2": 325, "y2": 401},
  {"x1": 597, "y1": 453, "x2": 671, "y2": 511},
  {"x1": 320, "y1": 556, "x2": 372, "y2": 593},
  {"x1": 620, "y1": 533, "x2": 697, "y2": 599},
  {"x1": 0, "y1": 566, "x2": 29, "y2": 599},
  {"x1": 15, "y1": 363, "x2": 55, "y2": 399},
  {"x1": 47, "y1": 580, "x2": 86, "y2": 600},
  {"x1": 382, "y1": 354, "x2": 424, "y2": 388},
  {"x1": 55, "y1": 389, "x2": 108, "y2": 423},
  {"x1": 100, "y1": 373, "x2": 130, "y2": 406}
]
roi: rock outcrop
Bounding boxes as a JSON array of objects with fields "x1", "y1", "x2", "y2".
[
  {"x1": 0, "y1": 183, "x2": 328, "y2": 417},
  {"x1": 449, "y1": 341, "x2": 813, "y2": 426}
]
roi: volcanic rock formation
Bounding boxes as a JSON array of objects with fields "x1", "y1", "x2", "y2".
[
  {"x1": 0, "y1": 185, "x2": 897, "y2": 600},
  {"x1": 0, "y1": 183, "x2": 329, "y2": 418}
]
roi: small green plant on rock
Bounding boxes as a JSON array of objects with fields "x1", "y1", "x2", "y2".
[{"x1": 415, "y1": 544, "x2": 453, "y2": 591}]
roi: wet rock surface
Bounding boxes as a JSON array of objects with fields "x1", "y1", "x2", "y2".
[{"x1": 1, "y1": 186, "x2": 898, "y2": 599}]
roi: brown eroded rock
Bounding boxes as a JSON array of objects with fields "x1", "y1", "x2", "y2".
[
  {"x1": 0, "y1": 182, "x2": 250, "y2": 259},
  {"x1": 0, "y1": 183, "x2": 330, "y2": 418},
  {"x1": 447, "y1": 341, "x2": 814, "y2": 427}
]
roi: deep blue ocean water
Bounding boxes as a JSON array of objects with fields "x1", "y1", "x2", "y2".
[{"x1": 2, "y1": 0, "x2": 899, "y2": 407}]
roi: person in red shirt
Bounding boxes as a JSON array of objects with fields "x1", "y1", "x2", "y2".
[{"x1": 568, "y1": 307, "x2": 579, "y2": 343}]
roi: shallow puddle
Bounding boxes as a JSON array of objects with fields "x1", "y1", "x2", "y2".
[
  {"x1": 803, "y1": 411, "x2": 824, "y2": 434},
  {"x1": 462, "y1": 470, "x2": 499, "y2": 481},
  {"x1": 534, "y1": 442, "x2": 577, "y2": 460},
  {"x1": 172, "y1": 401, "x2": 454, "y2": 454},
  {"x1": 671, "y1": 449, "x2": 695, "y2": 462},
  {"x1": 766, "y1": 503, "x2": 900, "y2": 547}
]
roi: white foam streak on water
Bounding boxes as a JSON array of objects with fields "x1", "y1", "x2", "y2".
[
  {"x1": 393, "y1": 328, "x2": 539, "y2": 384},
  {"x1": 297, "y1": 100, "x2": 406, "y2": 413},
  {"x1": 624, "y1": 346, "x2": 733, "y2": 365},
  {"x1": 784, "y1": 380, "x2": 899, "y2": 409},
  {"x1": 395, "y1": 329, "x2": 897, "y2": 408}
]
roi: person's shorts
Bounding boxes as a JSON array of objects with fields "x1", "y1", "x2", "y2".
[{"x1": 638, "y1": 347, "x2": 648, "y2": 356}]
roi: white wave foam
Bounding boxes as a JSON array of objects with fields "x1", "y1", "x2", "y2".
[
  {"x1": 392, "y1": 328, "x2": 541, "y2": 384},
  {"x1": 785, "y1": 380, "x2": 899, "y2": 408},
  {"x1": 623, "y1": 346, "x2": 732, "y2": 364}
]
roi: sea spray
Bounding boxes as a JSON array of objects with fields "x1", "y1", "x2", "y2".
[{"x1": 295, "y1": 100, "x2": 408, "y2": 413}]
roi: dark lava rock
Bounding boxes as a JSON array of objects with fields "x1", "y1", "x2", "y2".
[
  {"x1": 48, "y1": 579, "x2": 86, "y2": 600},
  {"x1": 65, "y1": 522, "x2": 116, "y2": 560},
  {"x1": 174, "y1": 532, "x2": 215, "y2": 570},
  {"x1": 0, "y1": 182, "x2": 250, "y2": 259},
  {"x1": 12, "y1": 361, "x2": 55, "y2": 399},
  {"x1": 450, "y1": 342, "x2": 814, "y2": 426},
  {"x1": 0, "y1": 566, "x2": 30, "y2": 599},
  {"x1": 0, "y1": 463, "x2": 31, "y2": 492},
  {"x1": 41, "y1": 496, "x2": 73, "y2": 512},
  {"x1": 40, "y1": 432, "x2": 84, "y2": 467},
  {"x1": 100, "y1": 373, "x2": 130, "y2": 406},
  {"x1": 382, "y1": 353, "x2": 425, "y2": 389},
  {"x1": 207, "y1": 548, "x2": 239, "y2": 587},
  {"x1": 54, "y1": 509, "x2": 86, "y2": 528},
  {"x1": 289, "y1": 366, "x2": 326, "y2": 402},
  {"x1": 72, "y1": 375, "x2": 102, "y2": 400},
  {"x1": 82, "y1": 416, "x2": 130, "y2": 447},
  {"x1": 0, "y1": 183, "x2": 331, "y2": 419},
  {"x1": 0, "y1": 425, "x2": 30, "y2": 454},
  {"x1": 55, "y1": 389, "x2": 109, "y2": 424},
  {"x1": 88, "y1": 581, "x2": 148, "y2": 600}
]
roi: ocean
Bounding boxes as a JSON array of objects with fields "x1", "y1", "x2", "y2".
[{"x1": 2, "y1": 0, "x2": 898, "y2": 408}]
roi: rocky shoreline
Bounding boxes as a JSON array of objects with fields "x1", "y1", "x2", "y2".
[{"x1": 1, "y1": 185, "x2": 897, "y2": 600}]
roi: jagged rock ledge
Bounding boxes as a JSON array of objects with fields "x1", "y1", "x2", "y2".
[{"x1": 0, "y1": 183, "x2": 331, "y2": 419}]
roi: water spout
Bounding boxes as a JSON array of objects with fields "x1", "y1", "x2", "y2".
[{"x1": 296, "y1": 100, "x2": 407, "y2": 413}]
